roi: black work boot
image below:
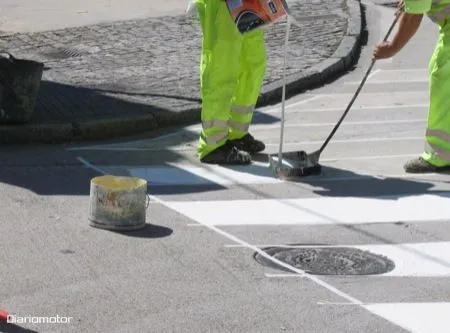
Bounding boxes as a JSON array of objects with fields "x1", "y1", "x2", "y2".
[
  {"x1": 404, "y1": 157, "x2": 450, "y2": 173},
  {"x1": 200, "y1": 141, "x2": 252, "y2": 165},
  {"x1": 229, "y1": 133, "x2": 265, "y2": 154}
]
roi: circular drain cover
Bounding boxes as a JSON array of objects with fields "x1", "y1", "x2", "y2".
[{"x1": 254, "y1": 246, "x2": 395, "y2": 275}]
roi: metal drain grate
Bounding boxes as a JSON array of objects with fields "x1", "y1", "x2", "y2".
[
  {"x1": 40, "y1": 47, "x2": 90, "y2": 59},
  {"x1": 379, "y1": 1, "x2": 401, "y2": 8},
  {"x1": 254, "y1": 246, "x2": 395, "y2": 275}
]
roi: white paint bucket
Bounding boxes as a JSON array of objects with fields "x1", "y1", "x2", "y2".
[
  {"x1": 88, "y1": 175, "x2": 148, "y2": 231},
  {"x1": 226, "y1": 0, "x2": 290, "y2": 34}
]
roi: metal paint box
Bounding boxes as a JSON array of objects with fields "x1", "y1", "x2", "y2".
[{"x1": 226, "y1": 0, "x2": 289, "y2": 33}]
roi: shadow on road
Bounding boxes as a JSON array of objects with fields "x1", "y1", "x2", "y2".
[
  {"x1": 0, "y1": 323, "x2": 38, "y2": 333},
  {"x1": 111, "y1": 223, "x2": 173, "y2": 239}
]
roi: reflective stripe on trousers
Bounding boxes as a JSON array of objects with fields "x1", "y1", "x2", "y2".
[
  {"x1": 229, "y1": 104, "x2": 254, "y2": 134},
  {"x1": 202, "y1": 114, "x2": 250, "y2": 132},
  {"x1": 202, "y1": 118, "x2": 250, "y2": 138},
  {"x1": 228, "y1": 120, "x2": 250, "y2": 132},
  {"x1": 200, "y1": 130, "x2": 228, "y2": 145},
  {"x1": 201, "y1": 119, "x2": 229, "y2": 145},
  {"x1": 230, "y1": 105, "x2": 254, "y2": 115},
  {"x1": 424, "y1": 129, "x2": 450, "y2": 161}
]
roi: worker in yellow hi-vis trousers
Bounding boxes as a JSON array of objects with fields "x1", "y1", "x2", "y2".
[
  {"x1": 374, "y1": 0, "x2": 450, "y2": 173},
  {"x1": 192, "y1": 0, "x2": 267, "y2": 165}
]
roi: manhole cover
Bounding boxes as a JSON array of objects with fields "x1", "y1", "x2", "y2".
[{"x1": 254, "y1": 246, "x2": 395, "y2": 275}]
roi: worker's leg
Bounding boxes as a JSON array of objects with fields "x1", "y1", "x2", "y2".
[
  {"x1": 404, "y1": 20, "x2": 450, "y2": 172},
  {"x1": 228, "y1": 27, "x2": 267, "y2": 154},
  {"x1": 196, "y1": 0, "x2": 251, "y2": 164}
]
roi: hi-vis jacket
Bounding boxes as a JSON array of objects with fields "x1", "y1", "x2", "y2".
[{"x1": 405, "y1": 0, "x2": 450, "y2": 22}]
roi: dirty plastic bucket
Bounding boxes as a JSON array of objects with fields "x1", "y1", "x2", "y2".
[
  {"x1": 0, "y1": 52, "x2": 44, "y2": 124},
  {"x1": 226, "y1": 0, "x2": 290, "y2": 34},
  {"x1": 88, "y1": 175, "x2": 148, "y2": 231}
]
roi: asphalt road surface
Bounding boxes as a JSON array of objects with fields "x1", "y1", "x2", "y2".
[{"x1": 2, "y1": 2, "x2": 450, "y2": 333}]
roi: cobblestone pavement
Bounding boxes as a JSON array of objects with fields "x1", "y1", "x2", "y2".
[{"x1": 0, "y1": 0, "x2": 351, "y2": 140}]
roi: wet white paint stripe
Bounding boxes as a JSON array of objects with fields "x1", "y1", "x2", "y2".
[
  {"x1": 67, "y1": 135, "x2": 425, "y2": 152},
  {"x1": 364, "y1": 302, "x2": 450, "y2": 333},
  {"x1": 167, "y1": 193, "x2": 450, "y2": 226},
  {"x1": 95, "y1": 161, "x2": 440, "y2": 187},
  {"x1": 127, "y1": 163, "x2": 282, "y2": 186}
]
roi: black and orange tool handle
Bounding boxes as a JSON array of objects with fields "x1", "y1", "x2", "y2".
[
  {"x1": 0, "y1": 309, "x2": 9, "y2": 321},
  {"x1": 318, "y1": 15, "x2": 400, "y2": 154}
]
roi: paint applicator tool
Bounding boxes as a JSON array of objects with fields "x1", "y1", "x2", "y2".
[{"x1": 268, "y1": 15, "x2": 400, "y2": 178}]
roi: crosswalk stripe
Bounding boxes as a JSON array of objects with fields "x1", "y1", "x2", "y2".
[
  {"x1": 96, "y1": 162, "x2": 442, "y2": 187},
  {"x1": 345, "y1": 78, "x2": 428, "y2": 85},
  {"x1": 261, "y1": 103, "x2": 428, "y2": 114},
  {"x1": 165, "y1": 193, "x2": 450, "y2": 226},
  {"x1": 344, "y1": 68, "x2": 428, "y2": 85},
  {"x1": 126, "y1": 163, "x2": 281, "y2": 186},
  {"x1": 364, "y1": 302, "x2": 450, "y2": 333},
  {"x1": 354, "y1": 241, "x2": 450, "y2": 277}
]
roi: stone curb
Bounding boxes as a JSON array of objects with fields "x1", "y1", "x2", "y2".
[{"x1": 0, "y1": 0, "x2": 363, "y2": 145}]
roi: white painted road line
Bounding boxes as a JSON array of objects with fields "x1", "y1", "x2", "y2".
[
  {"x1": 251, "y1": 118, "x2": 425, "y2": 130},
  {"x1": 97, "y1": 162, "x2": 441, "y2": 187},
  {"x1": 167, "y1": 193, "x2": 450, "y2": 226},
  {"x1": 286, "y1": 95, "x2": 323, "y2": 107},
  {"x1": 366, "y1": 68, "x2": 381, "y2": 80},
  {"x1": 280, "y1": 172, "x2": 440, "y2": 183},
  {"x1": 344, "y1": 78, "x2": 428, "y2": 85},
  {"x1": 355, "y1": 241, "x2": 450, "y2": 277},
  {"x1": 368, "y1": 67, "x2": 428, "y2": 79},
  {"x1": 265, "y1": 136, "x2": 425, "y2": 146},
  {"x1": 364, "y1": 302, "x2": 450, "y2": 333},
  {"x1": 260, "y1": 103, "x2": 428, "y2": 114},
  {"x1": 320, "y1": 153, "x2": 418, "y2": 162},
  {"x1": 279, "y1": 91, "x2": 429, "y2": 111},
  {"x1": 127, "y1": 163, "x2": 282, "y2": 186},
  {"x1": 69, "y1": 136, "x2": 425, "y2": 152},
  {"x1": 345, "y1": 68, "x2": 429, "y2": 85},
  {"x1": 264, "y1": 273, "x2": 304, "y2": 278},
  {"x1": 368, "y1": 68, "x2": 428, "y2": 72}
]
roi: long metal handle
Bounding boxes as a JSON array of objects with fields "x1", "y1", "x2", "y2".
[
  {"x1": 318, "y1": 15, "x2": 400, "y2": 154},
  {"x1": 278, "y1": 17, "x2": 292, "y2": 168}
]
